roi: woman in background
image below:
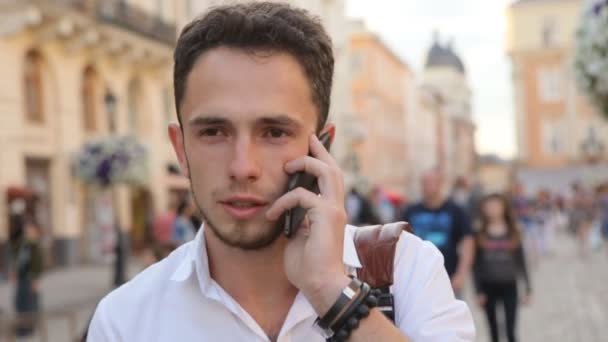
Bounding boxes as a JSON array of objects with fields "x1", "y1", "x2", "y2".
[
  {"x1": 12, "y1": 216, "x2": 43, "y2": 337},
  {"x1": 474, "y1": 194, "x2": 531, "y2": 342}
]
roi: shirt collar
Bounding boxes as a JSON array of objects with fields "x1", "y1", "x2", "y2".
[{"x1": 170, "y1": 223, "x2": 362, "y2": 284}]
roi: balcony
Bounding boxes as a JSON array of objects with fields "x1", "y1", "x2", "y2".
[
  {"x1": 93, "y1": 0, "x2": 176, "y2": 46},
  {"x1": 1, "y1": 0, "x2": 176, "y2": 46}
]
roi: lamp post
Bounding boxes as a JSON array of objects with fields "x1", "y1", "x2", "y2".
[
  {"x1": 580, "y1": 127, "x2": 605, "y2": 163},
  {"x1": 104, "y1": 89, "x2": 117, "y2": 134},
  {"x1": 103, "y1": 88, "x2": 126, "y2": 286},
  {"x1": 580, "y1": 127, "x2": 605, "y2": 187},
  {"x1": 421, "y1": 85, "x2": 446, "y2": 172}
]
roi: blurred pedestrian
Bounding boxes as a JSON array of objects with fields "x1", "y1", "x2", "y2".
[
  {"x1": 510, "y1": 182, "x2": 540, "y2": 267},
  {"x1": 570, "y1": 182, "x2": 596, "y2": 258},
  {"x1": 345, "y1": 187, "x2": 380, "y2": 225},
  {"x1": 11, "y1": 216, "x2": 43, "y2": 337},
  {"x1": 451, "y1": 176, "x2": 481, "y2": 219},
  {"x1": 596, "y1": 183, "x2": 608, "y2": 256},
  {"x1": 152, "y1": 202, "x2": 177, "y2": 245},
  {"x1": 172, "y1": 200, "x2": 196, "y2": 246},
  {"x1": 401, "y1": 169, "x2": 475, "y2": 297},
  {"x1": 474, "y1": 193, "x2": 531, "y2": 342},
  {"x1": 188, "y1": 198, "x2": 203, "y2": 233},
  {"x1": 535, "y1": 189, "x2": 554, "y2": 256},
  {"x1": 370, "y1": 186, "x2": 398, "y2": 223}
]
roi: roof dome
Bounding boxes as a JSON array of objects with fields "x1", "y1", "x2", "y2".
[{"x1": 425, "y1": 33, "x2": 466, "y2": 74}]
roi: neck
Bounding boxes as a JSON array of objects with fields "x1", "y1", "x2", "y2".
[
  {"x1": 424, "y1": 195, "x2": 444, "y2": 209},
  {"x1": 487, "y1": 220, "x2": 507, "y2": 235},
  {"x1": 204, "y1": 228, "x2": 297, "y2": 336}
]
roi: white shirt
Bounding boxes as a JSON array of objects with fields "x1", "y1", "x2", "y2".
[{"x1": 88, "y1": 225, "x2": 475, "y2": 341}]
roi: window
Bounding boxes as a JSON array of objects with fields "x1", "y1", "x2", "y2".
[
  {"x1": 82, "y1": 65, "x2": 98, "y2": 131},
  {"x1": 542, "y1": 17, "x2": 557, "y2": 48},
  {"x1": 23, "y1": 50, "x2": 44, "y2": 123},
  {"x1": 542, "y1": 118, "x2": 562, "y2": 155},
  {"x1": 538, "y1": 67, "x2": 562, "y2": 103},
  {"x1": 128, "y1": 78, "x2": 140, "y2": 133}
]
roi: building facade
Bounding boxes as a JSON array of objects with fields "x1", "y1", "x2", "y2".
[
  {"x1": 0, "y1": 0, "x2": 186, "y2": 267},
  {"x1": 348, "y1": 20, "x2": 413, "y2": 197},
  {"x1": 507, "y1": 0, "x2": 608, "y2": 168},
  {"x1": 0, "y1": 0, "x2": 354, "y2": 267},
  {"x1": 407, "y1": 35, "x2": 477, "y2": 199}
]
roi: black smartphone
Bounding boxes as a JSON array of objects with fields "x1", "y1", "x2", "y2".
[{"x1": 283, "y1": 132, "x2": 333, "y2": 238}]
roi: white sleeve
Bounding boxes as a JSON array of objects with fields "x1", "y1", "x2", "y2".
[
  {"x1": 391, "y1": 232, "x2": 476, "y2": 341},
  {"x1": 87, "y1": 296, "x2": 121, "y2": 342}
]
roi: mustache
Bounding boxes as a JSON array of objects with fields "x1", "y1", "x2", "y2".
[{"x1": 214, "y1": 183, "x2": 286, "y2": 201}]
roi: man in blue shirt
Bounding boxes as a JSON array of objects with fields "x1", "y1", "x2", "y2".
[{"x1": 402, "y1": 169, "x2": 475, "y2": 297}]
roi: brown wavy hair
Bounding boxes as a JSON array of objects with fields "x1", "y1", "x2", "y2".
[
  {"x1": 478, "y1": 193, "x2": 522, "y2": 248},
  {"x1": 173, "y1": 2, "x2": 334, "y2": 133}
]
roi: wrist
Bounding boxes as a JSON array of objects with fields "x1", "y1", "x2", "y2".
[{"x1": 305, "y1": 274, "x2": 351, "y2": 316}]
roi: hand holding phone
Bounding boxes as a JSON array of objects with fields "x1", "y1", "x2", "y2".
[{"x1": 283, "y1": 132, "x2": 333, "y2": 237}]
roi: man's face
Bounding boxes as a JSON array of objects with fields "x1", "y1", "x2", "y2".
[
  {"x1": 169, "y1": 47, "x2": 318, "y2": 250},
  {"x1": 421, "y1": 171, "x2": 443, "y2": 201}
]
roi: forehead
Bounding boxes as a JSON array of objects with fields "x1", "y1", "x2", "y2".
[{"x1": 180, "y1": 47, "x2": 317, "y2": 127}]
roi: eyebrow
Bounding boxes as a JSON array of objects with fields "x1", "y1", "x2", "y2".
[
  {"x1": 187, "y1": 116, "x2": 228, "y2": 127},
  {"x1": 257, "y1": 114, "x2": 302, "y2": 128},
  {"x1": 187, "y1": 114, "x2": 303, "y2": 128}
]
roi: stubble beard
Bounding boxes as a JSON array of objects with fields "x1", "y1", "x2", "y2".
[{"x1": 185, "y1": 160, "x2": 285, "y2": 251}]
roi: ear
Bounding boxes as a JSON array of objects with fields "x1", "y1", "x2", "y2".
[
  {"x1": 168, "y1": 123, "x2": 190, "y2": 178},
  {"x1": 320, "y1": 122, "x2": 336, "y2": 145}
]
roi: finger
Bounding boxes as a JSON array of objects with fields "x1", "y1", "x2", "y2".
[
  {"x1": 266, "y1": 187, "x2": 323, "y2": 220},
  {"x1": 309, "y1": 134, "x2": 339, "y2": 168},
  {"x1": 284, "y1": 156, "x2": 340, "y2": 201}
]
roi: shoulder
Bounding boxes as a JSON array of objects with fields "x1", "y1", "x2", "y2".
[
  {"x1": 443, "y1": 199, "x2": 464, "y2": 212},
  {"x1": 403, "y1": 203, "x2": 424, "y2": 215},
  {"x1": 394, "y1": 230, "x2": 443, "y2": 274},
  {"x1": 90, "y1": 242, "x2": 192, "y2": 330},
  {"x1": 392, "y1": 231, "x2": 476, "y2": 340}
]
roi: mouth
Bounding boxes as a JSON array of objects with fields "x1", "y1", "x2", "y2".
[{"x1": 219, "y1": 196, "x2": 269, "y2": 220}]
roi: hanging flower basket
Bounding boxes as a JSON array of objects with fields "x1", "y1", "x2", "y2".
[
  {"x1": 574, "y1": 0, "x2": 608, "y2": 119},
  {"x1": 74, "y1": 135, "x2": 149, "y2": 187}
]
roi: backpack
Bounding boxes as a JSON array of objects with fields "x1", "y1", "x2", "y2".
[{"x1": 353, "y1": 221, "x2": 413, "y2": 322}]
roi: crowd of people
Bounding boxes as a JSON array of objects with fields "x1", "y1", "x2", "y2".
[{"x1": 346, "y1": 169, "x2": 608, "y2": 342}]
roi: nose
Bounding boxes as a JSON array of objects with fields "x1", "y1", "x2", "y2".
[{"x1": 228, "y1": 137, "x2": 261, "y2": 182}]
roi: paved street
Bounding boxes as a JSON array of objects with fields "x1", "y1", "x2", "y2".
[
  {"x1": 467, "y1": 230, "x2": 608, "y2": 342},
  {"x1": 0, "y1": 261, "x2": 143, "y2": 342},
  {"x1": 0, "y1": 232, "x2": 606, "y2": 341}
]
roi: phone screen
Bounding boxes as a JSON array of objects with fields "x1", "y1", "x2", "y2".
[{"x1": 282, "y1": 132, "x2": 333, "y2": 238}]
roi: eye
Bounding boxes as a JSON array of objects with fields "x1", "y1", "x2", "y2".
[
  {"x1": 264, "y1": 128, "x2": 289, "y2": 138},
  {"x1": 198, "y1": 128, "x2": 224, "y2": 137}
]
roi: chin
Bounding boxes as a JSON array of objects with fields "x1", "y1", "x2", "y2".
[{"x1": 206, "y1": 216, "x2": 284, "y2": 250}]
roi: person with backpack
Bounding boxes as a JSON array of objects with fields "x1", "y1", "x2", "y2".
[
  {"x1": 474, "y1": 194, "x2": 531, "y2": 342},
  {"x1": 87, "y1": 3, "x2": 475, "y2": 341}
]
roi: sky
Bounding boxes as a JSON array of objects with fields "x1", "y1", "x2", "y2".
[{"x1": 346, "y1": 0, "x2": 517, "y2": 159}]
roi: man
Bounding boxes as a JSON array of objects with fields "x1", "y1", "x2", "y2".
[
  {"x1": 88, "y1": 3, "x2": 474, "y2": 341},
  {"x1": 401, "y1": 169, "x2": 475, "y2": 297}
]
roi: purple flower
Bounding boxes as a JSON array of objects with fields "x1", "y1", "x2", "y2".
[
  {"x1": 96, "y1": 158, "x2": 113, "y2": 186},
  {"x1": 593, "y1": 0, "x2": 608, "y2": 15}
]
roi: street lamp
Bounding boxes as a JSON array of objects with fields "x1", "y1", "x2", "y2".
[
  {"x1": 103, "y1": 88, "x2": 126, "y2": 286},
  {"x1": 580, "y1": 127, "x2": 605, "y2": 163},
  {"x1": 104, "y1": 89, "x2": 117, "y2": 133}
]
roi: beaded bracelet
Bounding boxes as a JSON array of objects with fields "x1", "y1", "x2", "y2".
[{"x1": 327, "y1": 286, "x2": 380, "y2": 342}]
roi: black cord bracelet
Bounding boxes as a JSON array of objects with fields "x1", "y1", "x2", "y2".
[
  {"x1": 327, "y1": 285, "x2": 380, "y2": 342},
  {"x1": 315, "y1": 277, "x2": 363, "y2": 332}
]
